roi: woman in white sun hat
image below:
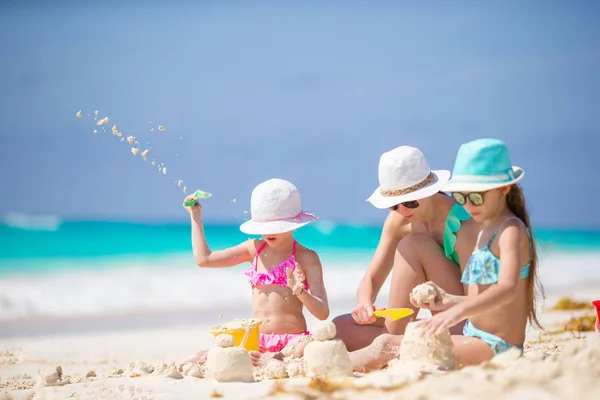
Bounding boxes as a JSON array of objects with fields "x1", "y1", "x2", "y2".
[
  {"x1": 332, "y1": 145, "x2": 481, "y2": 351},
  {"x1": 183, "y1": 178, "x2": 329, "y2": 364}
]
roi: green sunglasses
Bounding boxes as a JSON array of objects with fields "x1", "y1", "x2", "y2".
[{"x1": 452, "y1": 192, "x2": 485, "y2": 206}]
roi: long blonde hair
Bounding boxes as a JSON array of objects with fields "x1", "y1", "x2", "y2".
[{"x1": 506, "y1": 184, "x2": 545, "y2": 329}]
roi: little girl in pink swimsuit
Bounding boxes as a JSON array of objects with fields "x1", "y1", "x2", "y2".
[{"x1": 184, "y1": 178, "x2": 330, "y2": 360}]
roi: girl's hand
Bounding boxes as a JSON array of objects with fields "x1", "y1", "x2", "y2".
[
  {"x1": 183, "y1": 194, "x2": 202, "y2": 216},
  {"x1": 351, "y1": 303, "x2": 380, "y2": 325},
  {"x1": 420, "y1": 306, "x2": 465, "y2": 336},
  {"x1": 410, "y1": 281, "x2": 453, "y2": 312},
  {"x1": 287, "y1": 263, "x2": 306, "y2": 296}
]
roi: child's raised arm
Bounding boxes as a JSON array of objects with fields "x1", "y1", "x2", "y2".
[{"x1": 185, "y1": 196, "x2": 253, "y2": 268}]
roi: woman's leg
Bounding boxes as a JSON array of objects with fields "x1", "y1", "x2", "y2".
[
  {"x1": 349, "y1": 333, "x2": 399, "y2": 371},
  {"x1": 332, "y1": 313, "x2": 386, "y2": 352},
  {"x1": 384, "y1": 233, "x2": 465, "y2": 335},
  {"x1": 350, "y1": 333, "x2": 494, "y2": 372}
]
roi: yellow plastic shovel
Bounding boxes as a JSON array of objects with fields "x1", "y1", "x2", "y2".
[{"x1": 373, "y1": 308, "x2": 415, "y2": 321}]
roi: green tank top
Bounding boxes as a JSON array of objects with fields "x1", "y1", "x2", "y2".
[{"x1": 443, "y1": 203, "x2": 471, "y2": 266}]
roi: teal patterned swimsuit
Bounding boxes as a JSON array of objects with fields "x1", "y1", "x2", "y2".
[{"x1": 461, "y1": 217, "x2": 532, "y2": 355}]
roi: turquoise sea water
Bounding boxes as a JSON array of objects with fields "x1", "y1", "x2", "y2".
[{"x1": 2, "y1": 219, "x2": 600, "y2": 274}]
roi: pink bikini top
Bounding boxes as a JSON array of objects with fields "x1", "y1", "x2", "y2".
[{"x1": 245, "y1": 241, "x2": 309, "y2": 291}]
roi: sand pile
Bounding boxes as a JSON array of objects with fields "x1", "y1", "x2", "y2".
[
  {"x1": 389, "y1": 321, "x2": 455, "y2": 373},
  {"x1": 206, "y1": 334, "x2": 254, "y2": 383},
  {"x1": 304, "y1": 321, "x2": 353, "y2": 379},
  {"x1": 260, "y1": 338, "x2": 600, "y2": 400}
]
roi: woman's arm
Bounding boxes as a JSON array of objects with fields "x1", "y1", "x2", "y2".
[
  {"x1": 353, "y1": 211, "x2": 410, "y2": 324},
  {"x1": 294, "y1": 251, "x2": 330, "y2": 320}
]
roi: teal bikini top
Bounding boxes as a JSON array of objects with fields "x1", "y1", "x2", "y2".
[{"x1": 461, "y1": 217, "x2": 532, "y2": 285}]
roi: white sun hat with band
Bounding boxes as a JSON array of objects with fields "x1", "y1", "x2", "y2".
[
  {"x1": 240, "y1": 178, "x2": 317, "y2": 235},
  {"x1": 367, "y1": 146, "x2": 451, "y2": 210},
  {"x1": 443, "y1": 138, "x2": 524, "y2": 192}
]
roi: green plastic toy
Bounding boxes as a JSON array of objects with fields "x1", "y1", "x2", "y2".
[{"x1": 183, "y1": 189, "x2": 212, "y2": 207}]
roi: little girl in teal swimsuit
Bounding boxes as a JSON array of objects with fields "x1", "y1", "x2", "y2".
[
  {"x1": 349, "y1": 138, "x2": 544, "y2": 370},
  {"x1": 417, "y1": 138, "x2": 544, "y2": 361}
]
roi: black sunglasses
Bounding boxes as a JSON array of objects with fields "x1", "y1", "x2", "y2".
[
  {"x1": 389, "y1": 200, "x2": 420, "y2": 211},
  {"x1": 452, "y1": 192, "x2": 485, "y2": 206}
]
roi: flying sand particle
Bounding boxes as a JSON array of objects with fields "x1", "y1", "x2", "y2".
[
  {"x1": 93, "y1": 130, "x2": 98, "y2": 134},
  {"x1": 126, "y1": 136, "x2": 135, "y2": 144},
  {"x1": 141, "y1": 149, "x2": 149, "y2": 160},
  {"x1": 111, "y1": 125, "x2": 122, "y2": 137},
  {"x1": 183, "y1": 186, "x2": 187, "y2": 194},
  {"x1": 76, "y1": 110, "x2": 82, "y2": 118},
  {"x1": 158, "y1": 125, "x2": 165, "y2": 131},
  {"x1": 232, "y1": 199, "x2": 236, "y2": 203},
  {"x1": 178, "y1": 180, "x2": 183, "y2": 187},
  {"x1": 131, "y1": 148, "x2": 139, "y2": 155},
  {"x1": 95, "y1": 111, "x2": 99, "y2": 116},
  {"x1": 96, "y1": 117, "x2": 109, "y2": 126},
  {"x1": 162, "y1": 167, "x2": 167, "y2": 175},
  {"x1": 151, "y1": 161, "x2": 156, "y2": 166}
]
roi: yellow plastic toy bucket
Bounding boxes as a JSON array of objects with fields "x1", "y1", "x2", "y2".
[{"x1": 208, "y1": 319, "x2": 262, "y2": 352}]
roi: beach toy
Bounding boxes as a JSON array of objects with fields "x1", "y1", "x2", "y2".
[
  {"x1": 208, "y1": 319, "x2": 262, "y2": 352},
  {"x1": 183, "y1": 189, "x2": 212, "y2": 207},
  {"x1": 374, "y1": 308, "x2": 415, "y2": 321}
]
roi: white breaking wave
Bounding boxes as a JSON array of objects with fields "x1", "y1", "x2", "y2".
[
  {"x1": 2, "y1": 213, "x2": 62, "y2": 231},
  {"x1": 0, "y1": 251, "x2": 597, "y2": 322}
]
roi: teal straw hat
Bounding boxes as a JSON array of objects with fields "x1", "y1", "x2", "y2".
[{"x1": 444, "y1": 138, "x2": 524, "y2": 192}]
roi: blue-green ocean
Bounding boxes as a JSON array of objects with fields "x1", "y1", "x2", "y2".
[{"x1": 1, "y1": 217, "x2": 599, "y2": 323}]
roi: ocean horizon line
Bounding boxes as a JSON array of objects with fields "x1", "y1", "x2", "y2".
[{"x1": 2, "y1": 212, "x2": 600, "y2": 232}]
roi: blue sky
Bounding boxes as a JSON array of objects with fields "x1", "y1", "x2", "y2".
[{"x1": 0, "y1": 0, "x2": 599, "y2": 227}]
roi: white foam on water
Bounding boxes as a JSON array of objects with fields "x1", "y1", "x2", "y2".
[
  {"x1": 0, "y1": 250, "x2": 597, "y2": 322},
  {"x1": 2, "y1": 213, "x2": 62, "y2": 231}
]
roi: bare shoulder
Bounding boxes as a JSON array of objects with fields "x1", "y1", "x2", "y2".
[
  {"x1": 497, "y1": 218, "x2": 527, "y2": 241},
  {"x1": 246, "y1": 239, "x2": 264, "y2": 258},
  {"x1": 295, "y1": 244, "x2": 322, "y2": 269},
  {"x1": 493, "y1": 217, "x2": 530, "y2": 259}
]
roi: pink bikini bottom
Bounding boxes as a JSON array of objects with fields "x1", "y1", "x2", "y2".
[{"x1": 259, "y1": 331, "x2": 310, "y2": 353}]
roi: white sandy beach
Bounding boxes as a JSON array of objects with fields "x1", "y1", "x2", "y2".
[{"x1": 1, "y1": 287, "x2": 599, "y2": 400}]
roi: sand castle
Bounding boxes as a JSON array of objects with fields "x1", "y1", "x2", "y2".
[
  {"x1": 206, "y1": 334, "x2": 254, "y2": 383},
  {"x1": 303, "y1": 321, "x2": 353, "y2": 378},
  {"x1": 389, "y1": 321, "x2": 455, "y2": 373}
]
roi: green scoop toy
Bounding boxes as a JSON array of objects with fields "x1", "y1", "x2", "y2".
[{"x1": 183, "y1": 189, "x2": 212, "y2": 207}]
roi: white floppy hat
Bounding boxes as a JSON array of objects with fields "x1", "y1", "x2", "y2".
[
  {"x1": 367, "y1": 146, "x2": 451, "y2": 209},
  {"x1": 239, "y1": 178, "x2": 317, "y2": 235}
]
